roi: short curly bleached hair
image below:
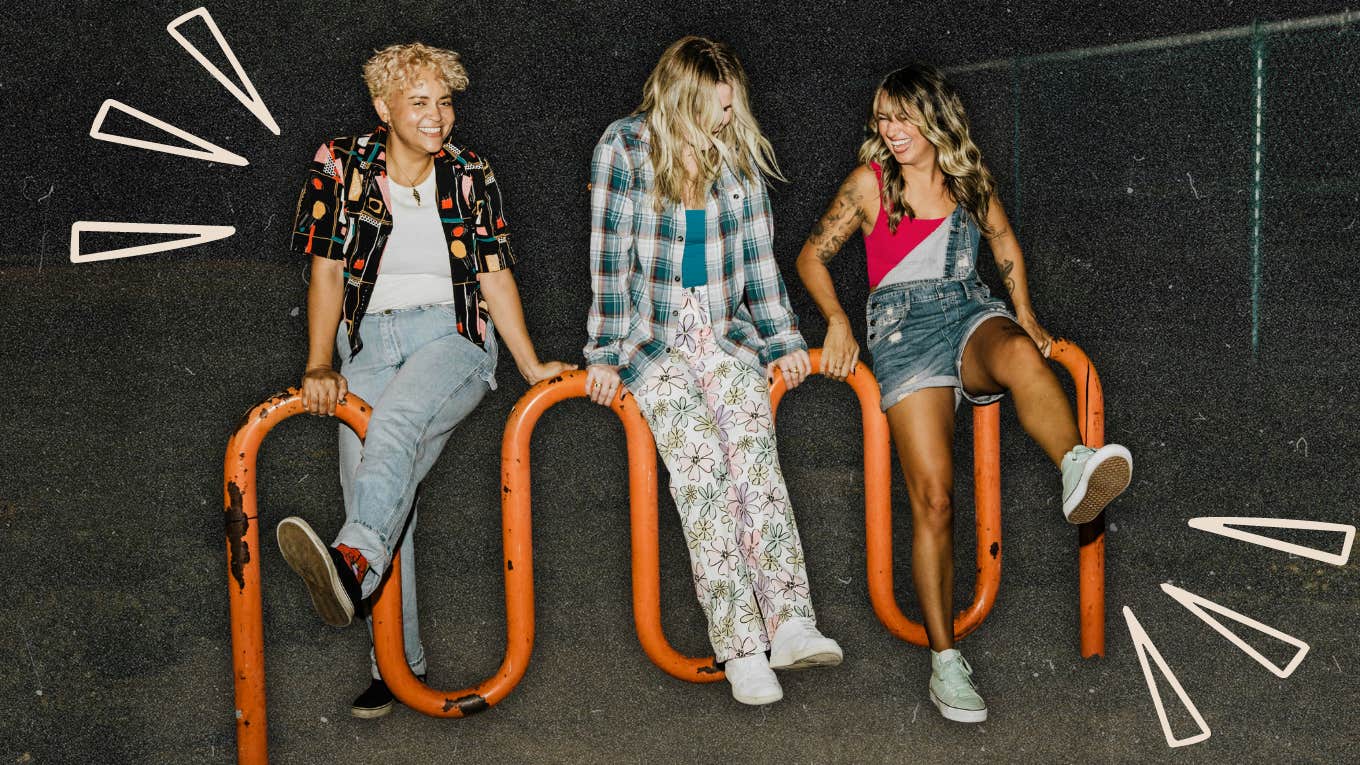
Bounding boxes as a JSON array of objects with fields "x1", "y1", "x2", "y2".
[{"x1": 363, "y1": 42, "x2": 469, "y2": 102}]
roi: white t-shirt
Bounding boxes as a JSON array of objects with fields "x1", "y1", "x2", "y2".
[{"x1": 366, "y1": 171, "x2": 455, "y2": 313}]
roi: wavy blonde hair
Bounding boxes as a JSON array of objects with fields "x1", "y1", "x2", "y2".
[
  {"x1": 858, "y1": 64, "x2": 995, "y2": 235},
  {"x1": 363, "y1": 42, "x2": 469, "y2": 102},
  {"x1": 636, "y1": 36, "x2": 783, "y2": 209}
]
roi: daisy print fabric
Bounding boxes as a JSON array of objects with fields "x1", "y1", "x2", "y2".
[{"x1": 632, "y1": 287, "x2": 816, "y2": 662}]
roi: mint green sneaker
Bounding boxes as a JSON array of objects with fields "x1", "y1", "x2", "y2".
[
  {"x1": 929, "y1": 649, "x2": 987, "y2": 723},
  {"x1": 1061, "y1": 444, "x2": 1133, "y2": 524}
]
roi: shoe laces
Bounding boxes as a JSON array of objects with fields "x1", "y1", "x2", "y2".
[
  {"x1": 1062, "y1": 446, "x2": 1098, "y2": 497},
  {"x1": 937, "y1": 654, "x2": 978, "y2": 693}
]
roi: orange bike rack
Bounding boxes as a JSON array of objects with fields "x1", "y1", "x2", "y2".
[
  {"x1": 766, "y1": 344, "x2": 1107, "y2": 657},
  {"x1": 224, "y1": 391, "x2": 373, "y2": 765},
  {"x1": 1050, "y1": 340, "x2": 1109, "y2": 659},
  {"x1": 484, "y1": 370, "x2": 725, "y2": 683},
  {"x1": 223, "y1": 342, "x2": 1107, "y2": 762},
  {"x1": 222, "y1": 387, "x2": 536, "y2": 765},
  {"x1": 221, "y1": 373, "x2": 718, "y2": 764}
]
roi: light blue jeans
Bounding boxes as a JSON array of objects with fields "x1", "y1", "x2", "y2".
[{"x1": 333, "y1": 303, "x2": 496, "y2": 678}]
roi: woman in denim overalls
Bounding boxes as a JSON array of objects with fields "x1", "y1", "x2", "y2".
[{"x1": 796, "y1": 64, "x2": 1134, "y2": 723}]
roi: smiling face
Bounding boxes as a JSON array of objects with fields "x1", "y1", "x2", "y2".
[
  {"x1": 874, "y1": 92, "x2": 936, "y2": 169},
  {"x1": 373, "y1": 66, "x2": 454, "y2": 161}
]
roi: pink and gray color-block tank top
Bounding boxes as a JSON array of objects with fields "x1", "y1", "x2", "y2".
[{"x1": 864, "y1": 162, "x2": 956, "y2": 289}]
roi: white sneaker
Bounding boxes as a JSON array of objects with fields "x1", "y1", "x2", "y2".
[
  {"x1": 929, "y1": 649, "x2": 987, "y2": 723},
  {"x1": 725, "y1": 654, "x2": 783, "y2": 705},
  {"x1": 1061, "y1": 443, "x2": 1133, "y2": 524},
  {"x1": 768, "y1": 617, "x2": 844, "y2": 670}
]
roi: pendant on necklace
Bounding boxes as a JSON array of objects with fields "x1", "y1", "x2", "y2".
[{"x1": 412, "y1": 187, "x2": 422, "y2": 206}]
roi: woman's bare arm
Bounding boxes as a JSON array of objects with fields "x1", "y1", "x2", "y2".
[{"x1": 795, "y1": 167, "x2": 875, "y2": 380}]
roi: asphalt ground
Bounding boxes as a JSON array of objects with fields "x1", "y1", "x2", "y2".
[{"x1": 4, "y1": 2, "x2": 1359, "y2": 763}]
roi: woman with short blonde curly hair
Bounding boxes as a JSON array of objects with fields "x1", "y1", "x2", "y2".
[
  {"x1": 276, "y1": 42, "x2": 573, "y2": 719},
  {"x1": 584, "y1": 36, "x2": 842, "y2": 707},
  {"x1": 797, "y1": 63, "x2": 1133, "y2": 723},
  {"x1": 362, "y1": 42, "x2": 469, "y2": 102}
]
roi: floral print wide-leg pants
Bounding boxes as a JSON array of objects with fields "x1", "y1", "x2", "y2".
[{"x1": 632, "y1": 286, "x2": 816, "y2": 662}]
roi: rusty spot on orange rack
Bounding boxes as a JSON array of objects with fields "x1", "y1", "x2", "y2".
[
  {"x1": 226, "y1": 481, "x2": 250, "y2": 589},
  {"x1": 442, "y1": 694, "x2": 489, "y2": 715}
]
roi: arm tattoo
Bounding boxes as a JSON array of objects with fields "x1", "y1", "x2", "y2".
[
  {"x1": 810, "y1": 187, "x2": 863, "y2": 263},
  {"x1": 999, "y1": 259, "x2": 1016, "y2": 295}
]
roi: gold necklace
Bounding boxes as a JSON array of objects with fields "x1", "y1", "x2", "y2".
[{"x1": 389, "y1": 155, "x2": 434, "y2": 207}]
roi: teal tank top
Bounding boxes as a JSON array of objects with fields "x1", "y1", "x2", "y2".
[{"x1": 682, "y1": 209, "x2": 706, "y2": 287}]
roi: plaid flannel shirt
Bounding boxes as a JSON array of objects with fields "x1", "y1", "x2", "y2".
[
  {"x1": 584, "y1": 114, "x2": 806, "y2": 386},
  {"x1": 291, "y1": 125, "x2": 515, "y2": 359}
]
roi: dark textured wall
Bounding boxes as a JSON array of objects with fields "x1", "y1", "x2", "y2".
[
  {"x1": 4, "y1": 2, "x2": 1359, "y2": 763},
  {"x1": 9, "y1": 1, "x2": 1359, "y2": 376}
]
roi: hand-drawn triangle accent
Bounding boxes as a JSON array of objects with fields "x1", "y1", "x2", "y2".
[
  {"x1": 1159, "y1": 583, "x2": 1308, "y2": 678},
  {"x1": 90, "y1": 100, "x2": 248, "y2": 166},
  {"x1": 70, "y1": 221, "x2": 237, "y2": 263},
  {"x1": 167, "y1": 6, "x2": 280, "y2": 135},
  {"x1": 1188, "y1": 516, "x2": 1355, "y2": 566},
  {"x1": 1123, "y1": 606, "x2": 1212, "y2": 748}
]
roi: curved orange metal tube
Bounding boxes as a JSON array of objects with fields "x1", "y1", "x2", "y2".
[
  {"x1": 466, "y1": 370, "x2": 724, "y2": 685},
  {"x1": 225, "y1": 338, "x2": 1109, "y2": 762},
  {"x1": 1048, "y1": 339, "x2": 1108, "y2": 658},
  {"x1": 224, "y1": 389, "x2": 372, "y2": 765},
  {"x1": 767, "y1": 350, "x2": 1000, "y2": 646},
  {"x1": 374, "y1": 368, "x2": 722, "y2": 715},
  {"x1": 224, "y1": 371, "x2": 722, "y2": 762},
  {"x1": 769, "y1": 343, "x2": 1105, "y2": 656}
]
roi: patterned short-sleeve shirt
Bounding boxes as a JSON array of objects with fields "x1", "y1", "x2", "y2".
[{"x1": 291, "y1": 124, "x2": 516, "y2": 358}]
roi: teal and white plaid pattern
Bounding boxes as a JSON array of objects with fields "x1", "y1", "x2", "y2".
[{"x1": 584, "y1": 114, "x2": 806, "y2": 386}]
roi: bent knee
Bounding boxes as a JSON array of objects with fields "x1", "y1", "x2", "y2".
[
  {"x1": 990, "y1": 331, "x2": 1048, "y2": 384},
  {"x1": 910, "y1": 488, "x2": 954, "y2": 530}
]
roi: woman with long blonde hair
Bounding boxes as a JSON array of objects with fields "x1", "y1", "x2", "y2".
[
  {"x1": 796, "y1": 63, "x2": 1132, "y2": 722},
  {"x1": 584, "y1": 36, "x2": 841, "y2": 705}
]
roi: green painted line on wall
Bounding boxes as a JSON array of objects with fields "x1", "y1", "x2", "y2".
[{"x1": 1250, "y1": 21, "x2": 1267, "y2": 360}]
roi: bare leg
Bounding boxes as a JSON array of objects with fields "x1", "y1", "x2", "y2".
[
  {"x1": 886, "y1": 387, "x2": 958, "y2": 652},
  {"x1": 961, "y1": 317, "x2": 1081, "y2": 466}
]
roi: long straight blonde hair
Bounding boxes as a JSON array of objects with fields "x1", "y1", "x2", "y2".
[
  {"x1": 858, "y1": 64, "x2": 995, "y2": 234},
  {"x1": 637, "y1": 36, "x2": 783, "y2": 209}
]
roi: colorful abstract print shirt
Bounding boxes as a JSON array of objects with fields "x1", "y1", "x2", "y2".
[
  {"x1": 584, "y1": 114, "x2": 806, "y2": 387},
  {"x1": 291, "y1": 125, "x2": 516, "y2": 358}
]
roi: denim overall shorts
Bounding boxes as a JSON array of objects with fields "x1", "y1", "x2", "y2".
[{"x1": 865, "y1": 207, "x2": 1016, "y2": 411}]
